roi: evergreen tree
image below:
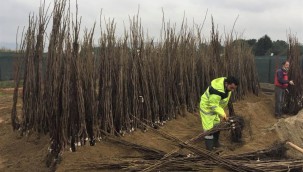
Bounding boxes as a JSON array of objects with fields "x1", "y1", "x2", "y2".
[
  {"x1": 271, "y1": 40, "x2": 288, "y2": 56},
  {"x1": 254, "y1": 35, "x2": 273, "y2": 56}
]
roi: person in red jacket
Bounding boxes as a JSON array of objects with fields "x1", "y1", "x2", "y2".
[{"x1": 274, "y1": 61, "x2": 294, "y2": 118}]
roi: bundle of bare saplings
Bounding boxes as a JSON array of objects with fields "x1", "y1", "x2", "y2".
[{"x1": 10, "y1": 0, "x2": 303, "y2": 171}]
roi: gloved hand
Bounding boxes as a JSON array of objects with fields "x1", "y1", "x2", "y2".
[
  {"x1": 222, "y1": 114, "x2": 228, "y2": 121},
  {"x1": 289, "y1": 80, "x2": 295, "y2": 85}
]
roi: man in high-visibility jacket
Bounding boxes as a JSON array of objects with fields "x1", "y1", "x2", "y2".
[{"x1": 199, "y1": 76, "x2": 239, "y2": 150}]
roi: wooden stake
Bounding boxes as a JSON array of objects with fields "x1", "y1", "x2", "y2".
[{"x1": 286, "y1": 141, "x2": 303, "y2": 154}]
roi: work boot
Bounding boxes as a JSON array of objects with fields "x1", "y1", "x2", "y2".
[
  {"x1": 205, "y1": 138, "x2": 214, "y2": 151},
  {"x1": 213, "y1": 131, "x2": 221, "y2": 148}
]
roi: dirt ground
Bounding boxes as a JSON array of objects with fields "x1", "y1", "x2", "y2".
[{"x1": 0, "y1": 87, "x2": 284, "y2": 172}]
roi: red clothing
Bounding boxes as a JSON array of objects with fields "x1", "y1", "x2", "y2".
[{"x1": 274, "y1": 68, "x2": 288, "y2": 88}]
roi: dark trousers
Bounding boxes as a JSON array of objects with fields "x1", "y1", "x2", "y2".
[{"x1": 275, "y1": 86, "x2": 285, "y2": 117}]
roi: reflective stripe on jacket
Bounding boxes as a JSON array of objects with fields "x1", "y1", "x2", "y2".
[{"x1": 199, "y1": 77, "x2": 231, "y2": 130}]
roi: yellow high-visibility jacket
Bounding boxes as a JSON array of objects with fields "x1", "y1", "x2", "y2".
[{"x1": 199, "y1": 77, "x2": 231, "y2": 131}]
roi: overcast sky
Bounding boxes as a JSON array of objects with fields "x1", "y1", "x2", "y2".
[{"x1": 0, "y1": 0, "x2": 302, "y2": 49}]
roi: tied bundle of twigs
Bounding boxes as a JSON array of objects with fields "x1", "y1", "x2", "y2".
[
  {"x1": 284, "y1": 35, "x2": 303, "y2": 114},
  {"x1": 11, "y1": 0, "x2": 266, "y2": 169}
]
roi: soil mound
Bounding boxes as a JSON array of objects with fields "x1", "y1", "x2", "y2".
[{"x1": 272, "y1": 110, "x2": 303, "y2": 158}]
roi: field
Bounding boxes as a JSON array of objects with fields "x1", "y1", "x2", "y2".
[
  {"x1": 1, "y1": 87, "x2": 286, "y2": 172},
  {"x1": 1, "y1": 0, "x2": 303, "y2": 171}
]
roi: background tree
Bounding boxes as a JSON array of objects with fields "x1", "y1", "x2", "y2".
[
  {"x1": 232, "y1": 39, "x2": 249, "y2": 47},
  {"x1": 254, "y1": 35, "x2": 273, "y2": 56},
  {"x1": 271, "y1": 40, "x2": 288, "y2": 56},
  {"x1": 245, "y1": 39, "x2": 257, "y2": 55},
  {"x1": 300, "y1": 43, "x2": 303, "y2": 54},
  {"x1": 246, "y1": 39, "x2": 257, "y2": 47}
]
